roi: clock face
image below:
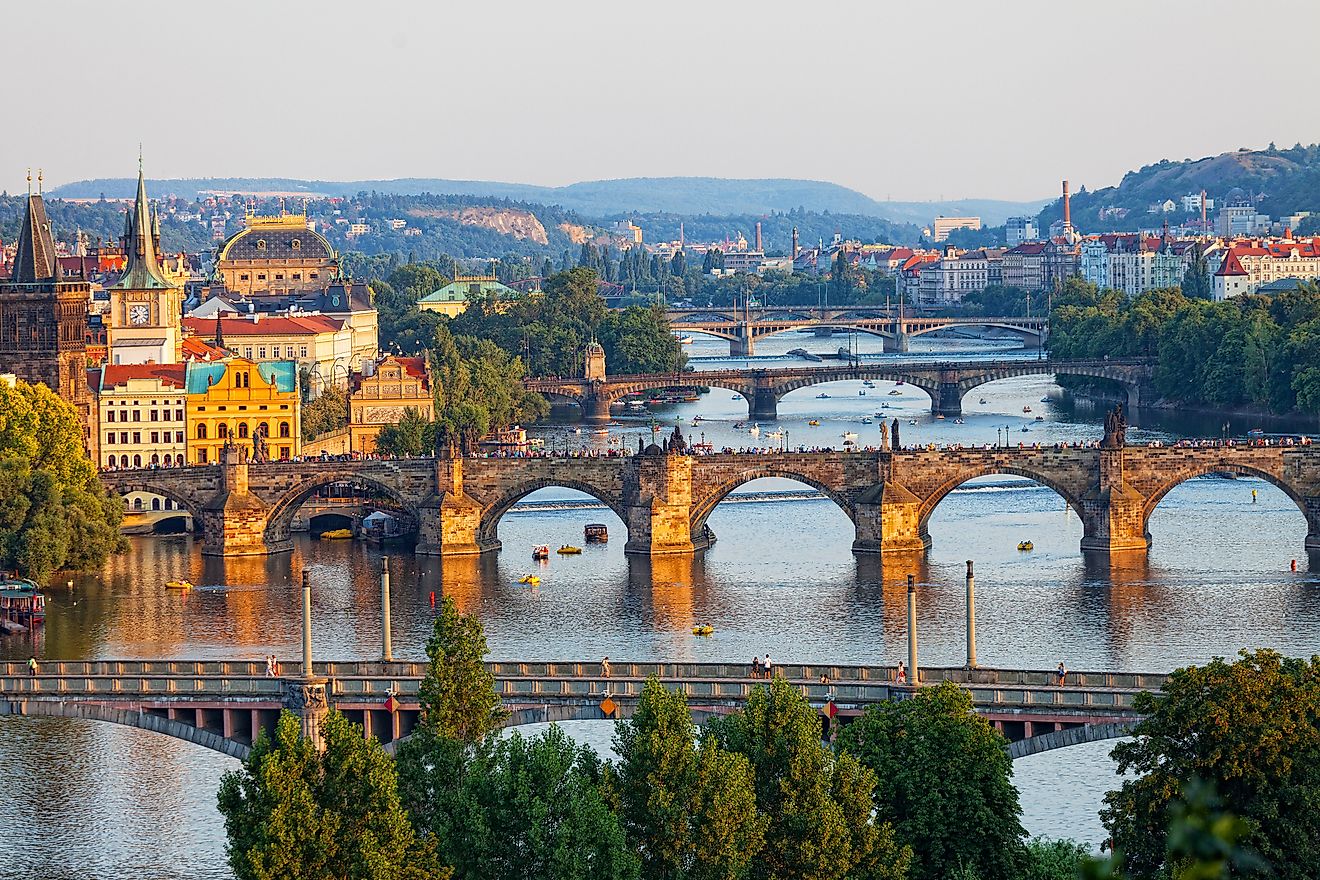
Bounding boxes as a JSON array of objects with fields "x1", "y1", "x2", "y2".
[{"x1": 130, "y1": 305, "x2": 150, "y2": 325}]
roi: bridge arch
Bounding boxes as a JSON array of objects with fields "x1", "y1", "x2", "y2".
[
  {"x1": 2, "y1": 699, "x2": 252, "y2": 760},
  {"x1": 906, "y1": 321, "x2": 1045, "y2": 343},
  {"x1": 100, "y1": 479, "x2": 206, "y2": 527},
  {"x1": 917, "y1": 467, "x2": 1088, "y2": 528},
  {"x1": 749, "y1": 324, "x2": 895, "y2": 343},
  {"x1": 1007, "y1": 719, "x2": 1137, "y2": 759},
  {"x1": 263, "y1": 473, "x2": 421, "y2": 547},
  {"x1": 476, "y1": 478, "x2": 630, "y2": 546},
  {"x1": 1140, "y1": 462, "x2": 1309, "y2": 522},
  {"x1": 689, "y1": 469, "x2": 859, "y2": 540}
]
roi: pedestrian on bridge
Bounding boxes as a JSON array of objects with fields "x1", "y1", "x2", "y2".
[
  {"x1": 751, "y1": 655, "x2": 762, "y2": 678},
  {"x1": 1056, "y1": 661, "x2": 1067, "y2": 687},
  {"x1": 601, "y1": 656, "x2": 611, "y2": 679},
  {"x1": 896, "y1": 660, "x2": 906, "y2": 685},
  {"x1": 764, "y1": 653, "x2": 773, "y2": 678},
  {"x1": 264, "y1": 655, "x2": 275, "y2": 677},
  {"x1": 27, "y1": 656, "x2": 37, "y2": 677}
]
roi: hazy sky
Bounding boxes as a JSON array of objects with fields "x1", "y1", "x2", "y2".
[{"x1": 5, "y1": 0, "x2": 1319, "y2": 201}]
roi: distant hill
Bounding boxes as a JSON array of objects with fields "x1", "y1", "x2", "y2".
[
  {"x1": 46, "y1": 176, "x2": 1047, "y2": 226},
  {"x1": 1038, "y1": 143, "x2": 1320, "y2": 232}
]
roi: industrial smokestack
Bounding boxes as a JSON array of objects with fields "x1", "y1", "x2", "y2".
[
  {"x1": 791, "y1": 226, "x2": 799, "y2": 259},
  {"x1": 755, "y1": 222, "x2": 763, "y2": 252},
  {"x1": 1062, "y1": 180, "x2": 1071, "y2": 231},
  {"x1": 1201, "y1": 189, "x2": 1207, "y2": 229}
]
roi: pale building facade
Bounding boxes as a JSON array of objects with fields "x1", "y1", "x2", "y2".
[
  {"x1": 96, "y1": 364, "x2": 188, "y2": 469},
  {"x1": 347, "y1": 355, "x2": 432, "y2": 454}
]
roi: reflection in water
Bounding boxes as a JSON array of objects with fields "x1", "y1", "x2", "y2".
[{"x1": 6, "y1": 370, "x2": 1320, "y2": 877}]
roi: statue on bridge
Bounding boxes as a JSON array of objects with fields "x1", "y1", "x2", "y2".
[
  {"x1": 1102, "y1": 404, "x2": 1127, "y2": 449},
  {"x1": 667, "y1": 425, "x2": 687, "y2": 455},
  {"x1": 251, "y1": 428, "x2": 269, "y2": 464},
  {"x1": 879, "y1": 419, "x2": 889, "y2": 451},
  {"x1": 892, "y1": 418, "x2": 900, "y2": 450}
]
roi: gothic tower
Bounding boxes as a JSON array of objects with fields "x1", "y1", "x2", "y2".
[
  {"x1": 0, "y1": 182, "x2": 98, "y2": 459},
  {"x1": 107, "y1": 162, "x2": 184, "y2": 364}
]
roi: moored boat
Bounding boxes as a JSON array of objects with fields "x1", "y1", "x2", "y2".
[
  {"x1": 584, "y1": 524, "x2": 609, "y2": 543},
  {"x1": 532, "y1": 545, "x2": 550, "y2": 560}
]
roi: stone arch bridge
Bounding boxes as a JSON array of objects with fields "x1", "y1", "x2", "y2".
[
  {"x1": 525, "y1": 358, "x2": 1152, "y2": 422},
  {"x1": 0, "y1": 659, "x2": 1153, "y2": 762},
  {"x1": 99, "y1": 445, "x2": 1320, "y2": 559},
  {"x1": 665, "y1": 308, "x2": 1049, "y2": 357}
]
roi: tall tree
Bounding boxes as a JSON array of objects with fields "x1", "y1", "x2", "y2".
[
  {"x1": 0, "y1": 380, "x2": 125, "y2": 581},
  {"x1": 1181, "y1": 241, "x2": 1212, "y2": 299},
  {"x1": 705, "y1": 678, "x2": 911, "y2": 880},
  {"x1": 217, "y1": 711, "x2": 443, "y2": 880},
  {"x1": 609, "y1": 679, "x2": 765, "y2": 880},
  {"x1": 1100, "y1": 649, "x2": 1320, "y2": 880},
  {"x1": 373, "y1": 407, "x2": 437, "y2": 458},
  {"x1": 838, "y1": 682, "x2": 1028, "y2": 880}
]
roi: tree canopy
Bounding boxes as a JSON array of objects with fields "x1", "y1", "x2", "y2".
[
  {"x1": 1100, "y1": 649, "x2": 1320, "y2": 880},
  {"x1": 428, "y1": 324, "x2": 548, "y2": 450},
  {"x1": 837, "y1": 681, "x2": 1028, "y2": 880},
  {"x1": 0, "y1": 379, "x2": 125, "y2": 581}
]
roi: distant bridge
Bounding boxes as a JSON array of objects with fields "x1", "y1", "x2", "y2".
[
  {"x1": 664, "y1": 307, "x2": 1048, "y2": 356},
  {"x1": 526, "y1": 358, "x2": 1154, "y2": 421},
  {"x1": 0, "y1": 659, "x2": 1151, "y2": 761}
]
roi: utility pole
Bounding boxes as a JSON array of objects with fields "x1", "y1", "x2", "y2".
[
  {"x1": 965, "y1": 560, "x2": 977, "y2": 669},
  {"x1": 381, "y1": 557, "x2": 393, "y2": 662},
  {"x1": 906, "y1": 574, "x2": 919, "y2": 686}
]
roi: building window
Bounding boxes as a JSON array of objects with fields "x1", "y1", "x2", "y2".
[
  {"x1": 150, "y1": 454, "x2": 160, "y2": 468},
  {"x1": 132, "y1": 454, "x2": 142, "y2": 468},
  {"x1": 132, "y1": 432, "x2": 141, "y2": 444},
  {"x1": 150, "y1": 409, "x2": 158, "y2": 421},
  {"x1": 280, "y1": 446, "x2": 290, "y2": 460},
  {"x1": 197, "y1": 424, "x2": 208, "y2": 440},
  {"x1": 256, "y1": 239, "x2": 266, "y2": 251},
  {"x1": 279, "y1": 421, "x2": 290, "y2": 438},
  {"x1": 244, "y1": 348, "x2": 253, "y2": 359},
  {"x1": 240, "y1": 274, "x2": 249, "y2": 281},
  {"x1": 285, "y1": 346, "x2": 295, "y2": 358},
  {"x1": 176, "y1": 409, "x2": 183, "y2": 421},
  {"x1": 198, "y1": 449, "x2": 208, "y2": 464},
  {"x1": 237, "y1": 423, "x2": 249, "y2": 439},
  {"x1": 310, "y1": 273, "x2": 318, "y2": 279},
  {"x1": 163, "y1": 409, "x2": 171, "y2": 422},
  {"x1": 120, "y1": 432, "x2": 128, "y2": 444},
  {"x1": 106, "y1": 433, "x2": 115, "y2": 445},
  {"x1": 217, "y1": 424, "x2": 228, "y2": 439},
  {"x1": 176, "y1": 431, "x2": 184, "y2": 443},
  {"x1": 293, "y1": 274, "x2": 302, "y2": 281},
  {"x1": 257, "y1": 274, "x2": 266, "y2": 281},
  {"x1": 150, "y1": 432, "x2": 159, "y2": 444},
  {"x1": 299, "y1": 346, "x2": 308, "y2": 358},
  {"x1": 132, "y1": 410, "x2": 141, "y2": 421},
  {"x1": 175, "y1": 453, "x2": 185, "y2": 466},
  {"x1": 258, "y1": 347, "x2": 267, "y2": 359},
  {"x1": 291, "y1": 239, "x2": 301, "y2": 250},
  {"x1": 108, "y1": 410, "x2": 116, "y2": 423},
  {"x1": 275, "y1": 274, "x2": 284, "y2": 281}
]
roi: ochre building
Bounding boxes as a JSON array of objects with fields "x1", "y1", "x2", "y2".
[
  {"x1": 185, "y1": 358, "x2": 300, "y2": 464},
  {"x1": 348, "y1": 355, "x2": 432, "y2": 454},
  {"x1": 213, "y1": 212, "x2": 339, "y2": 296}
]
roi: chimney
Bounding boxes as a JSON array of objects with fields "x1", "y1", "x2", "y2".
[
  {"x1": 791, "y1": 226, "x2": 800, "y2": 259},
  {"x1": 1201, "y1": 189, "x2": 1207, "y2": 229},
  {"x1": 1062, "y1": 180, "x2": 1072, "y2": 231},
  {"x1": 755, "y1": 222, "x2": 763, "y2": 252}
]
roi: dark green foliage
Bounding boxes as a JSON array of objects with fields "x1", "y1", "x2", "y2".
[
  {"x1": 1020, "y1": 837, "x2": 1091, "y2": 880},
  {"x1": 1049, "y1": 276, "x2": 1320, "y2": 413},
  {"x1": 217, "y1": 711, "x2": 444, "y2": 880},
  {"x1": 301, "y1": 384, "x2": 349, "y2": 440},
  {"x1": 373, "y1": 408, "x2": 437, "y2": 457},
  {"x1": 609, "y1": 679, "x2": 766, "y2": 880},
  {"x1": 1100, "y1": 650, "x2": 1320, "y2": 880},
  {"x1": 705, "y1": 677, "x2": 912, "y2": 880},
  {"x1": 0, "y1": 380, "x2": 125, "y2": 581},
  {"x1": 1181, "y1": 242, "x2": 1212, "y2": 300},
  {"x1": 428, "y1": 325, "x2": 548, "y2": 449},
  {"x1": 837, "y1": 682, "x2": 1027, "y2": 880},
  {"x1": 414, "y1": 595, "x2": 507, "y2": 742}
]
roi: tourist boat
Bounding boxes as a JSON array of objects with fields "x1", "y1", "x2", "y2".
[
  {"x1": 557, "y1": 545, "x2": 583, "y2": 555},
  {"x1": 731, "y1": 395, "x2": 741, "y2": 400},
  {"x1": 692, "y1": 624, "x2": 714, "y2": 636},
  {"x1": 692, "y1": 415, "x2": 704, "y2": 423},
  {"x1": 816, "y1": 393, "x2": 831, "y2": 399},
  {"x1": 1247, "y1": 428, "x2": 1266, "y2": 438},
  {"x1": 954, "y1": 418, "x2": 965, "y2": 425},
  {"x1": 862, "y1": 380, "x2": 875, "y2": 387},
  {"x1": 979, "y1": 398, "x2": 987, "y2": 404},
  {"x1": 879, "y1": 403, "x2": 890, "y2": 410},
  {"x1": 626, "y1": 400, "x2": 647, "y2": 411},
  {"x1": 859, "y1": 390, "x2": 867, "y2": 396},
  {"x1": 164, "y1": 579, "x2": 193, "y2": 590},
  {"x1": 532, "y1": 545, "x2": 550, "y2": 560},
  {"x1": 518, "y1": 575, "x2": 541, "y2": 586},
  {"x1": 1021, "y1": 425, "x2": 1031, "y2": 432},
  {"x1": 678, "y1": 335, "x2": 693, "y2": 345},
  {"x1": 895, "y1": 379, "x2": 905, "y2": 386},
  {"x1": 842, "y1": 431, "x2": 858, "y2": 441},
  {"x1": 908, "y1": 419, "x2": 917, "y2": 426},
  {"x1": 887, "y1": 389, "x2": 902, "y2": 396},
  {"x1": 936, "y1": 414, "x2": 945, "y2": 420},
  {"x1": 1035, "y1": 416, "x2": 1044, "y2": 422},
  {"x1": 1022, "y1": 406, "x2": 1032, "y2": 413},
  {"x1": 861, "y1": 417, "x2": 873, "y2": 424},
  {"x1": 808, "y1": 419, "x2": 820, "y2": 426},
  {"x1": 1040, "y1": 397, "x2": 1049, "y2": 403},
  {"x1": 1, "y1": 578, "x2": 47, "y2": 627},
  {"x1": 320, "y1": 528, "x2": 353, "y2": 540},
  {"x1": 584, "y1": 524, "x2": 608, "y2": 544},
  {"x1": 1017, "y1": 541, "x2": 1034, "y2": 551},
  {"x1": 651, "y1": 423, "x2": 662, "y2": 433},
  {"x1": 733, "y1": 421, "x2": 746, "y2": 429}
]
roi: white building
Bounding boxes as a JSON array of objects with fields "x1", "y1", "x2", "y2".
[
  {"x1": 1213, "y1": 239, "x2": 1320, "y2": 299},
  {"x1": 1005, "y1": 216, "x2": 1039, "y2": 247},
  {"x1": 931, "y1": 216, "x2": 981, "y2": 242}
]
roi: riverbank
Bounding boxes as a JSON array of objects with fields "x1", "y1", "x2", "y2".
[{"x1": 1062, "y1": 383, "x2": 1320, "y2": 434}]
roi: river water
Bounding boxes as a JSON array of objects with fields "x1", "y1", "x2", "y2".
[{"x1": 4, "y1": 334, "x2": 1319, "y2": 879}]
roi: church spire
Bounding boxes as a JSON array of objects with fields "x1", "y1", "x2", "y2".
[
  {"x1": 111, "y1": 159, "x2": 172, "y2": 290},
  {"x1": 10, "y1": 189, "x2": 57, "y2": 284}
]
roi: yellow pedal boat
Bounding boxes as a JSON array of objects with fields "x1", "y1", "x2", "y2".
[
  {"x1": 165, "y1": 580, "x2": 193, "y2": 590},
  {"x1": 557, "y1": 545, "x2": 583, "y2": 555}
]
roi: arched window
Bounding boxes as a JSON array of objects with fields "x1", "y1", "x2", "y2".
[
  {"x1": 279, "y1": 421, "x2": 290, "y2": 438},
  {"x1": 133, "y1": 497, "x2": 143, "y2": 510},
  {"x1": 237, "y1": 423, "x2": 249, "y2": 439},
  {"x1": 257, "y1": 422, "x2": 269, "y2": 438},
  {"x1": 218, "y1": 424, "x2": 229, "y2": 439},
  {"x1": 119, "y1": 455, "x2": 130, "y2": 468},
  {"x1": 175, "y1": 453, "x2": 185, "y2": 466},
  {"x1": 150, "y1": 453, "x2": 160, "y2": 466},
  {"x1": 197, "y1": 423, "x2": 208, "y2": 440},
  {"x1": 151, "y1": 497, "x2": 161, "y2": 510},
  {"x1": 132, "y1": 454, "x2": 142, "y2": 468}
]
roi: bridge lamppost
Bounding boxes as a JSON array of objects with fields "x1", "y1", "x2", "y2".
[{"x1": 906, "y1": 574, "x2": 919, "y2": 687}]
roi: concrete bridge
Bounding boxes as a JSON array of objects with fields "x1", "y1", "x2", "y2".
[
  {"x1": 526, "y1": 358, "x2": 1153, "y2": 421},
  {"x1": 665, "y1": 307, "x2": 1049, "y2": 357},
  {"x1": 0, "y1": 658, "x2": 1153, "y2": 761},
  {"x1": 98, "y1": 445, "x2": 1320, "y2": 559}
]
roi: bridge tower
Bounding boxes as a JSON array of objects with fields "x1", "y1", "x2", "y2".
[
  {"x1": 1078, "y1": 447, "x2": 1150, "y2": 557},
  {"x1": 199, "y1": 446, "x2": 276, "y2": 556},
  {"x1": 580, "y1": 341, "x2": 613, "y2": 424}
]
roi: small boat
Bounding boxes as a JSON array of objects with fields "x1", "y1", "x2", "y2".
[
  {"x1": 320, "y1": 528, "x2": 353, "y2": 540},
  {"x1": 692, "y1": 624, "x2": 714, "y2": 636},
  {"x1": 1021, "y1": 425, "x2": 1031, "y2": 432},
  {"x1": 1040, "y1": 397, "x2": 1049, "y2": 403},
  {"x1": 862, "y1": 380, "x2": 875, "y2": 387},
  {"x1": 859, "y1": 390, "x2": 867, "y2": 396},
  {"x1": 1035, "y1": 416, "x2": 1044, "y2": 422},
  {"x1": 979, "y1": 398, "x2": 987, "y2": 404},
  {"x1": 1017, "y1": 541, "x2": 1034, "y2": 551},
  {"x1": 557, "y1": 545, "x2": 583, "y2": 555},
  {"x1": 908, "y1": 419, "x2": 917, "y2": 426},
  {"x1": 842, "y1": 431, "x2": 858, "y2": 441},
  {"x1": 1247, "y1": 428, "x2": 1265, "y2": 438},
  {"x1": 861, "y1": 417, "x2": 873, "y2": 424},
  {"x1": 532, "y1": 545, "x2": 550, "y2": 560},
  {"x1": 768, "y1": 430, "x2": 784, "y2": 439},
  {"x1": 593, "y1": 428, "x2": 610, "y2": 436},
  {"x1": 816, "y1": 393, "x2": 831, "y2": 399},
  {"x1": 888, "y1": 389, "x2": 902, "y2": 396},
  {"x1": 731, "y1": 395, "x2": 741, "y2": 400},
  {"x1": 895, "y1": 379, "x2": 905, "y2": 386},
  {"x1": 954, "y1": 418, "x2": 965, "y2": 425},
  {"x1": 651, "y1": 424, "x2": 662, "y2": 433},
  {"x1": 679, "y1": 335, "x2": 693, "y2": 345},
  {"x1": 733, "y1": 421, "x2": 746, "y2": 429},
  {"x1": 879, "y1": 403, "x2": 890, "y2": 410},
  {"x1": 518, "y1": 575, "x2": 541, "y2": 586},
  {"x1": 936, "y1": 414, "x2": 945, "y2": 420},
  {"x1": 584, "y1": 524, "x2": 609, "y2": 543},
  {"x1": 691, "y1": 420, "x2": 700, "y2": 427},
  {"x1": 808, "y1": 419, "x2": 820, "y2": 426},
  {"x1": 693, "y1": 415, "x2": 704, "y2": 423},
  {"x1": 749, "y1": 425, "x2": 760, "y2": 436},
  {"x1": 1023, "y1": 406, "x2": 1032, "y2": 413},
  {"x1": 165, "y1": 579, "x2": 193, "y2": 590}
]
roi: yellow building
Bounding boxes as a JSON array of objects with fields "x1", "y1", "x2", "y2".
[
  {"x1": 348, "y1": 354, "x2": 432, "y2": 453},
  {"x1": 183, "y1": 314, "x2": 354, "y2": 386},
  {"x1": 185, "y1": 358, "x2": 300, "y2": 464},
  {"x1": 214, "y1": 211, "x2": 339, "y2": 296},
  {"x1": 96, "y1": 363, "x2": 188, "y2": 469}
]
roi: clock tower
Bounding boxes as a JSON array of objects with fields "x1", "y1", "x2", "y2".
[{"x1": 107, "y1": 162, "x2": 183, "y2": 364}]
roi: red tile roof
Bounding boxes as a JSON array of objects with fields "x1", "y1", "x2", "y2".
[
  {"x1": 181, "y1": 314, "x2": 345, "y2": 337},
  {"x1": 1215, "y1": 250, "x2": 1247, "y2": 276},
  {"x1": 181, "y1": 336, "x2": 230, "y2": 360},
  {"x1": 98, "y1": 363, "x2": 187, "y2": 391}
]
